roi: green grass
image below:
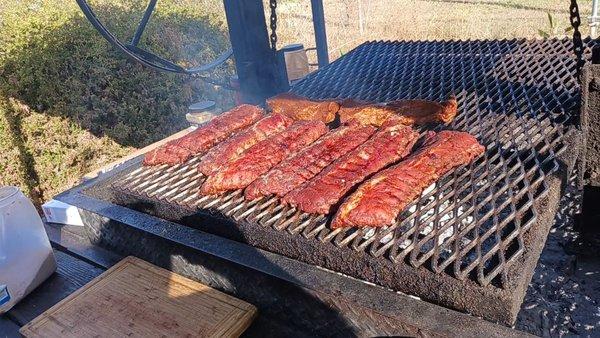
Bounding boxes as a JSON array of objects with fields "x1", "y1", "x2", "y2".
[
  {"x1": 0, "y1": 98, "x2": 131, "y2": 205},
  {"x1": 0, "y1": 0, "x2": 233, "y2": 203}
]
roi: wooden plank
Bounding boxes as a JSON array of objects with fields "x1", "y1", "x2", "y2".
[
  {"x1": 20, "y1": 256, "x2": 257, "y2": 338},
  {"x1": 83, "y1": 127, "x2": 194, "y2": 180},
  {"x1": 0, "y1": 315, "x2": 21, "y2": 338},
  {"x1": 7, "y1": 250, "x2": 105, "y2": 326}
]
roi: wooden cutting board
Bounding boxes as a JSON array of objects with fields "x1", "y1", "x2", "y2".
[{"x1": 20, "y1": 256, "x2": 257, "y2": 338}]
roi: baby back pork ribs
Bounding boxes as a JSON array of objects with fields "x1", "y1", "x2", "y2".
[
  {"x1": 332, "y1": 130, "x2": 485, "y2": 229},
  {"x1": 244, "y1": 121, "x2": 376, "y2": 200},
  {"x1": 267, "y1": 92, "x2": 340, "y2": 123},
  {"x1": 283, "y1": 119, "x2": 419, "y2": 215},
  {"x1": 338, "y1": 96, "x2": 458, "y2": 127},
  {"x1": 143, "y1": 104, "x2": 264, "y2": 166},
  {"x1": 200, "y1": 120, "x2": 328, "y2": 195},
  {"x1": 198, "y1": 113, "x2": 293, "y2": 176}
]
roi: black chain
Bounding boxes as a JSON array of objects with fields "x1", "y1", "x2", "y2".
[
  {"x1": 569, "y1": 0, "x2": 585, "y2": 79},
  {"x1": 269, "y1": 0, "x2": 278, "y2": 50}
]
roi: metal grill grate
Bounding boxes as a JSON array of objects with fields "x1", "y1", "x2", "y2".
[{"x1": 113, "y1": 38, "x2": 589, "y2": 288}]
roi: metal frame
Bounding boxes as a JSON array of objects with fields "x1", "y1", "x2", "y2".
[
  {"x1": 54, "y1": 159, "x2": 530, "y2": 337},
  {"x1": 130, "y1": 0, "x2": 157, "y2": 47},
  {"x1": 76, "y1": 0, "x2": 330, "y2": 102},
  {"x1": 82, "y1": 132, "x2": 575, "y2": 326},
  {"x1": 75, "y1": 0, "x2": 233, "y2": 75},
  {"x1": 54, "y1": 38, "x2": 586, "y2": 325}
]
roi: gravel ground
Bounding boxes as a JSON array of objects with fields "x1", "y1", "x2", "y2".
[{"x1": 516, "y1": 187, "x2": 600, "y2": 337}]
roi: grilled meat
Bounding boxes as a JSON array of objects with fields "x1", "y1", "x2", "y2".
[
  {"x1": 332, "y1": 130, "x2": 484, "y2": 229},
  {"x1": 244, "y1": 121, "x2": 376, "y2": 200},
  {"x1": 200, "y1": 120, "x2": 328, "y2": 195},
  {"x1": 267, "y1": 92, "x2": 340, "y2": 123},
  {"x1": 198, "y1": 114, "x2": 293, "y2": 176},
  {"x1": 143, "y1": 104, "x2": 264, "y2": 166},
  {"x1": 283, "y1": 119, "x2": 419, "y2": 215},
  {"x1": 338, "y1": 96, "x2": 458, "y2": 127},
  {"x1": 142, "y1": 144, "x2": 194, "y2": 166}
]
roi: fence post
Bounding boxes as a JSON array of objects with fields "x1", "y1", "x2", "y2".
[{"x1": 311, "y1": 0, "x2": 330, "y2": 68}]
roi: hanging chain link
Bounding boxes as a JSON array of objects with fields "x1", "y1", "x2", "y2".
[
  {"x1": 269, "y1": 0, "x2": 278, "y2": 50},
  {"x1": 569, "y1": 0, "x2": 585, "y2": 80}
]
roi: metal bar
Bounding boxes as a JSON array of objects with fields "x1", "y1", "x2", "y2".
[
  {"x1": 131, "y1": 0, "x2": 157, "y2": 46},
  {"x1": 591, "y1": 0, "x2": 599, "y2": 38},
  {"x1": 75, "y1": 0, "x2": 183, "y2": 73},
  {"x1": 223, "y1": 0, "x2": 288, "y2": 103},
  {"x1": 310, "y1": 0, "x2": 329, "y2": 68}
]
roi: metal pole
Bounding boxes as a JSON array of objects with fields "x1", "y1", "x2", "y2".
[
  {"x1": 310, "y1": 0, "x2": 329, "y2": 68},
  {"x1": 591, "y1": 0, "x2": 599, "y2": 38},
  {"x1": 223, "y1": 0, "x2": 287, "y2": 103},
  {"x1": 131, "y1": 0, "x2": 157, "y2": 46}
]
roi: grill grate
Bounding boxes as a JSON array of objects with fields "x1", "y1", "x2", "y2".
[{"x1": 113, "y1": 38, "x2": 590, "y2": 288}]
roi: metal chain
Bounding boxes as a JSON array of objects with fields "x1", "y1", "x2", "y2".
[
  {"x1": 269, "y1": 0, "x2": 278, "y2": 50},
  {"x1": 569, "y1": 0, "x2": 585, "y2": 79}
]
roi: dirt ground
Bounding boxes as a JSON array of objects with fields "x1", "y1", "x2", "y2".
[
  {"x1": 516, "y1": 185, "x2": 600, "y2": 337},
  {"x1": 272, "y1": 0, "x2": 593, "y2": 63}
]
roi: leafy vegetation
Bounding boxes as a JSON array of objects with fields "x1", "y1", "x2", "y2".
[
  {"x1": 538, "y1": 12, "x2": 573, "y2": 38},
  {"x1": 0, "y1": 0, "x2": 233, "y2": 203}
]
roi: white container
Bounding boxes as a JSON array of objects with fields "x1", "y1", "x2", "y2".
[
  {"x1": 0, "y1": 186, "x2": 56, "y2": 313},
  {"x1": 42, "y1": 199, "x2": 84, "y2": 226},
  {"x1": 282, "y1": 43, "x2": 310, "y2": 84}
]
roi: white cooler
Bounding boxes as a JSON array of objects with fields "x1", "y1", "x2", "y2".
[{"x1": 0, "y1": 186, "x2": 56, "y2": 313}]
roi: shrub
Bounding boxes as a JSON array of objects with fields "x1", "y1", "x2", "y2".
[{"x1": 0, "y1": 0, "x2": 233, "y2": 202}]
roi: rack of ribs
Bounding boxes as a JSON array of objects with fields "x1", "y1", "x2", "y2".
[
  {"x1": 244, "y1": 121, "x2": 376, "y2": 200},
  {"x1": 331, "y1": 130, "x2": 485, "y2": 229},
  {"x1": 283, "y1": 119, "x2": 419, "y2": 215},
  {"x1": 338, "y1": 96, "x2": 458, "y2": 127},
  {"x1": 267, "y1": 92, "x2": 340, "y2": 123},
  {"x1": 198, "y1": 114, "x2": 293, "y2": 176},
  {"x1": 143, "y1": 104, "x2": 264, "y2": 166},
  {"x1": 200, "y1": 120, "x2": 328, "y2": 195}
]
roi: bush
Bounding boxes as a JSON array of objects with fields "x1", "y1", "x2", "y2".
[{"x1": 0, "y1": 0, "x2": 233, "y2": 203}]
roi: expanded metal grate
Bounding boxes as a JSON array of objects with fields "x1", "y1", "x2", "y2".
[{"x1": 113, "y1": 38, "x2": 590, "y2": 288}]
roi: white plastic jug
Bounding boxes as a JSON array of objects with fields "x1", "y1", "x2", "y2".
[{"x1": 0, "y1": 186, "x2": 56, "y2": 313}]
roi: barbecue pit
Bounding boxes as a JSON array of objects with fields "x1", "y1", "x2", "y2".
[{"x1": 55, "y1": 37, "x2": 591, "y2": 335}]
